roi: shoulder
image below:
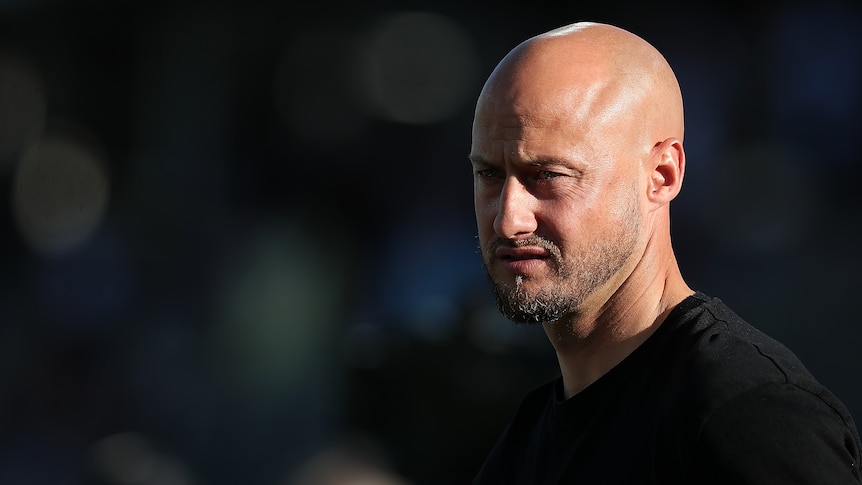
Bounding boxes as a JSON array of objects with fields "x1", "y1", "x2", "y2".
[
  {"x1": 688, "y1": 381, "x2": 862, "y2": 483},
  {"x1": 663, "y1": 293, "x2": 862, "y2": 482},
  {"x1": 667, "y1": 294, "x2": 852, "y2": 421},
  {"x1": 669, "y1": 293, "x2": 821, "y2": 404}
]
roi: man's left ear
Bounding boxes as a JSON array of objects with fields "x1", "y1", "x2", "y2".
[{"x1": 647, "y1": 137, "x2": 685, "y2": 208}]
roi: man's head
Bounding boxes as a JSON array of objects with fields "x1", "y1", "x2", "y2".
[{"x1": 469, "y1": 22, "x2": 686, "y2": 325}]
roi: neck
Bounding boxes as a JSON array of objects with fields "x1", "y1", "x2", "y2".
[{"x1": 544, "y1": 241, "x2": 693, "y2": 399}]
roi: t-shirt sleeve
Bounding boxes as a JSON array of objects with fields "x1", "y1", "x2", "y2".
[{"x1": 689, "y1": 381, "x2": 862, "y2": 484}]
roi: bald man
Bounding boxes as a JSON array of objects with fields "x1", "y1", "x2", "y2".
[{"x1": 470, "y1": 22, "x2": 861, "y2": 484}]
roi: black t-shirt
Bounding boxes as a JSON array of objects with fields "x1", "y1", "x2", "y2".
[{"x1": 473, "y1": 292, "x2": 862, "y2": 484}]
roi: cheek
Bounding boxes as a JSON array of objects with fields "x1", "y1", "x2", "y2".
[
  {"x1": 474, "y1": 192, "x2": 497, "y2": 227},
  {"x1": 542, "y1": 198, "x2": 602, "y2": 245},
  {"x1": 475, "y1": 206, "x2": 496, "y2": 248},
  {"x1": 605, "y1": 193, "x2": 631, "y2": 221}
]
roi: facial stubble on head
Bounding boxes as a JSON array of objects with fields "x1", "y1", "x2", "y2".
[{"x1": 483, "y1": 195, "x2": 641, "y2": 325}]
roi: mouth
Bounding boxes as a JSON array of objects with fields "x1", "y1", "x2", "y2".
[
  {"x1": 492, "y1": 245, "x2": 552, "y2": 275},
  {"x1": 495, "y1": 246, "x2": 550, "y2": 261}
]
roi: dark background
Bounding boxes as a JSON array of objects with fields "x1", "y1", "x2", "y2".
[{"x1": 0, "y1": 1, "x2": 860, "y2": 484}]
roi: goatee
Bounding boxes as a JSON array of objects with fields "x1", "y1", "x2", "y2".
[
  {"x1": 484, "y1": 236, "x2": 579, "y2": 325},
  {"x1": 490, "y1": 274, "x2": 577, "y2": 324}
]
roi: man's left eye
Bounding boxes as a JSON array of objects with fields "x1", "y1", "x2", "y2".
[{"x1": 536, "y1": 170, "x2": 561, "y2": 180}]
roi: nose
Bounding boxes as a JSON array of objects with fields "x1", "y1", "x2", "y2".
[{"x1": 493, "y1": 176, "x2": 538, "y2": 238}]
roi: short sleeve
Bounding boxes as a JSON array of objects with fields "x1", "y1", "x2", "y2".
[{"x1": 688, "y1": 381, "x2": 861, "y2": 484}]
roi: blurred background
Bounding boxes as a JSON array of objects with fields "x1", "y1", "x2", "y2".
[{"x1": 0, "y1": 0, "x2": 860, "y2": 483}]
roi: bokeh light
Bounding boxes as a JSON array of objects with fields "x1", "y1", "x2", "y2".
[
  {"x1": 207, "y1": 219, "x2": 346, "y2": 397},
  {"x1": 90, "y1": 432, "x2": 193, "y2": 485},
  {"x1": 361, "y1": 11, "x2": 480, "y2": 124},
  {"x1": 12, "y1": 132, "x2": 110, "y2": 254},
  {"x1": 0, "y1": 3, "x2": 859, "y2": 484},
  {"x1": 0, "y1": 52, "x2": 46, "y2": 171},
  {"x1": 273, "y1": 11, "x2": 481, "y2": 145},
  {"x1": 285, "y1": 438, "x2": 412, "y2": 485}
]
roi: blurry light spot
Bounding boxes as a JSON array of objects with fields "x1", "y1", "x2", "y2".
[
  {"x1": 0, "y1": 53, "x2": 46, "y2": 170},
  {"x1": 208, "y1": 220, "x2": 345, "y2": 396},
  {"x1": 273, "y1": 29, "x2": 370, "y2": 145},
  {"x1": 12, "y1": 134, "x2": 110, "y2": 255},
  {"x1": 362, "y1": 11, "x2": 480, "y2": 124},
  {"x1": 286, "y1": 438, "x2": 412, "y2": 485},
  {"x1": 90, "y1": 432, "x2": 193, "y2": 485}
]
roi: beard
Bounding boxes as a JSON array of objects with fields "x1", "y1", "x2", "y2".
[{"x1": 483, "y1": 200, "x2": 641, "y2": 325}]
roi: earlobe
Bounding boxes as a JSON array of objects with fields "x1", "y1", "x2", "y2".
[{"x1": 647, "y1": 137, "x2": 685, "y2": 207}]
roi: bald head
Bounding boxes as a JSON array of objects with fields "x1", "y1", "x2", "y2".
[
  {"x1": 474, "y1": 22, "x2": 684, "y2": 155},
  {"x1": 471, "y1": 21, "x2": 693, "y2": 358}
]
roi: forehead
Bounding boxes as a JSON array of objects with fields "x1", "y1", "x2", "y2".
[
  {"x1": 470, "y1": 73, "x2": 647, "y2": 169},
  {"x1": 470, "y1": 91, "x2": 595, "y2": 166}
]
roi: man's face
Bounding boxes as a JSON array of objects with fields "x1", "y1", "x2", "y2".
[{"x1": 470, "y1": 85, "x2": 644, "y2": 324}]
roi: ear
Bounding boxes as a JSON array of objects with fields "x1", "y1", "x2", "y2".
[{"x1": 646, "y1": 137, "x2": 685, "y2": 209}]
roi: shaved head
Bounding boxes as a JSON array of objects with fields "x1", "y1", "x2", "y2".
[
  {"x1": 474, "y1": 22, "x2": 684, "y2": 157},
  {"x1": 471, "y1": 22, "x2": 688, "y2": 325}
]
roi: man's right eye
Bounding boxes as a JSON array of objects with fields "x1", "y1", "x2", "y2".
[{"x1": 475, "y1": 168, "x2": 502, "y2": 179}]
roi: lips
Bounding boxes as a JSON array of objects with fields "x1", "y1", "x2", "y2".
[
  {"x1": 486, "y1": 236, "x2": 560, "y2": 277},
  {"x1": 495, "y1": 246, "x2": 550, "y2": 261},
  {"x1": 491, "y1": 245, "x2": 551, "y2": 276}
]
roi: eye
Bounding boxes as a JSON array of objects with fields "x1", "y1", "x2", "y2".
[
  {"x1": 535, "y1": 170, "x2": 562, "y2": 180},
  {"x1": 475, "y1": 168, "x2": 503, "y2": 179}
]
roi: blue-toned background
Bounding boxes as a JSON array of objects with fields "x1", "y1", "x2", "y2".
[{"x1": 0, "y1": 1, "x2": 860, "y2": 484}]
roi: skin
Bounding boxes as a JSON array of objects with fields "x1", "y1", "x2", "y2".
[{"x1": 470, "y1": 22, "x2": 694, "y2": 398}]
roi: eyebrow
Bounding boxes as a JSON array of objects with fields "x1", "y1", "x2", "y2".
[
  {"x1": 526, "y1": 157, "x2": 575, "y2": 168},
  {"x1": 468, "y1": 154, "x2": 491, "y2": 166},
  {"x1": 469, "y1": 154, "x2": 575, "y2": 169}
]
